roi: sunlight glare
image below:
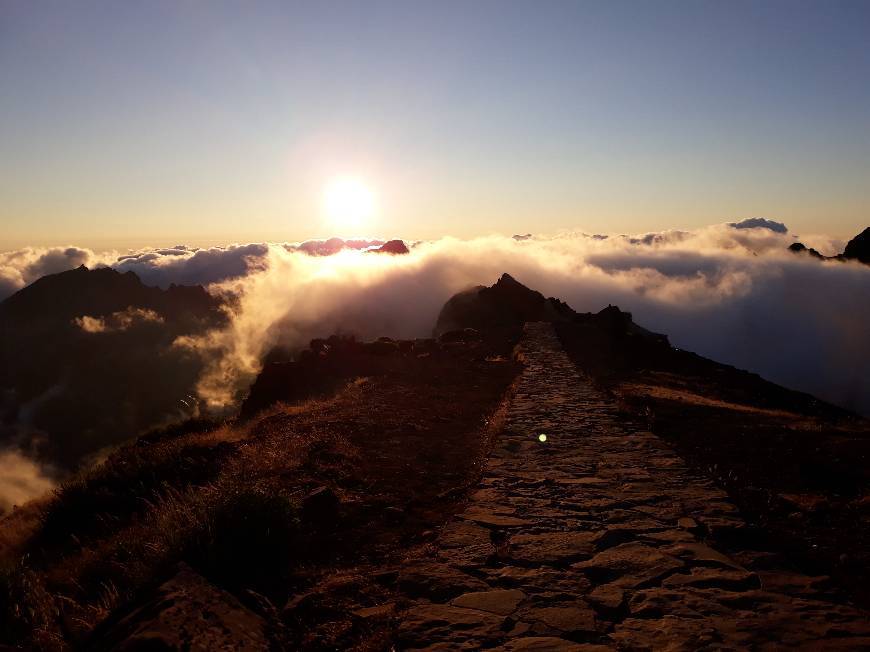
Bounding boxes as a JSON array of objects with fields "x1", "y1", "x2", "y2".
[{"x1": 323, "y1": 176, "x2": 376, "y2": 232}]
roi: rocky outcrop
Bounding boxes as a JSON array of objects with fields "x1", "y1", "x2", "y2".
[{"x1": 434, "y1": 273, "x2": 576, "y2": 336}]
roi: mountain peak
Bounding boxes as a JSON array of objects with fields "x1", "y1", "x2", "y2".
[
  {"x1": 843, "y1": 227, "x2": 870, "y2": 264},
  {"x1": 434, "y1": 273, "x2": 576, "y2": 336}
]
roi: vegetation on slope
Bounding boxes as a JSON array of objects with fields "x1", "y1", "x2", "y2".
[{"x1": 0, "y1": 332, "x2": 520, "y2": 650}]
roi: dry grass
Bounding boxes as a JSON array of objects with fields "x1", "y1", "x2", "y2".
[
  {"x1": 617, "y1": 382, "x2": 805, "y2": 419},
  {"x1": 0, "y1": 338, "x2": 520, "y2": 650}
]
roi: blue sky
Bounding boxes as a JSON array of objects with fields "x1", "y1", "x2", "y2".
[{"x1": 1, "y1": 0, "x2": 868, "y2": 247}]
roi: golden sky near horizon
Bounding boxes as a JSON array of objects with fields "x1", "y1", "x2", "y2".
[{"x1": 2, "y1": 2, "x2": 868, "y2": 250}]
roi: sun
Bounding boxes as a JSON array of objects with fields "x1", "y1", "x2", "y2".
[{"x1": 323, "y1": 176, "x2": 376, "y2": 232}]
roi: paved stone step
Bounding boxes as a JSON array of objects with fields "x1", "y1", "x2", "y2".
[{"x1": 396, "y1": 322, "x2": 870, "y2": 650}]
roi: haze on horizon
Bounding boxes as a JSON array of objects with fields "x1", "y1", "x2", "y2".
[{"x1": 2, "y1": 0, "x2": 869, "y2": 250}]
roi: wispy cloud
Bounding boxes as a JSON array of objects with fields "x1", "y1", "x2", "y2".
[{"x1": 0, "y1": 449, "x2": 55, "y2": 513}]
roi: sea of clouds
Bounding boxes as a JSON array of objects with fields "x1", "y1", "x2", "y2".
[
  {"x1": 1, "y1": 218, "x2": 868, "y2": 509},
  {"x1": 1, "y1": 219, "x2": 868, "y2": 419}
]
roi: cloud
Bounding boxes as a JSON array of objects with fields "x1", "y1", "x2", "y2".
[
  {"x1": 0, "y1": 243, "x2": 272, "y2": 300},
  {"x1": 728, "y1": 217, "x2": 788, "y2": 233},
  {"x1": 2, "y1": 221, "x2": 868, "y2": 416},
  {"x1": 0, "y1": 246, "x2": 104, "y2": 299},
  {"x1": 73, "y1": 307, "x2": 164, "y2": 333},
  {"x1": 0, "y1": 449, "x2": 55, "y2": 513},
  {"x1": 163, "y1": 222, "x2": 870, "y2": 416},
  {"x1": 178, "y1": 225, "x2": 870, "y2": 412},
  {"x1": 113, "y1": 243, "x2": 271, "y2": 287}
]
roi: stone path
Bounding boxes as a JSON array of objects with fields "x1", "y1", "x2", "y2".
[{"x1": 396, "y1": 322, "x2": 870, "y2": 651}]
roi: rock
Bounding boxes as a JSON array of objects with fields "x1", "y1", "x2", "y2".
[
  {"x1": 487, "y1": 566, "x2": 592, "y2": 594},
  {"x1": 398, "y1": 603, "x2": 506, "y2": 649},
  {"x1": 353, "y1": 603, "x2": 395, "y2": 620},
  {"x1": 451, "y1": 589, "x2": 526, "y2": 615},
  {"x1": 509, "y1": 531, "x2": 598, "y2": 566},
  {"x1": 612, "y1": 615, "x2": 733, "y2": 650},
  {"x1": 664, "y1": 542, "x2": 747, "y2": 572},
  {"x1": 627, "y1": 587, "x2": 737, "y2": 620},
  {"x1": 439, "y1": 520, "x2": 491, "y2": 548},
  {"x1": 503, "y1": 637, "x2": 609, "y2": 651},
  {"x1": 574, "y1": 543, "x2": 684, "y2": 588},
  {"x1": 588, "y1": 584, "x2": 625, "y2": 612},
  {"x1": 398, "y1": 561, "x2": 489, "y2": 601},
  {"x1": 462, "y1": 505, "x2": 532, "y2": 527},
  {"x1": 94, "y1": 564, "x2": 267, "y2": 651},
  {"x1": 662, "y1": 567, "x2": 760, "y2": 591},
  {"x1": 518, "y1": 603, "x2": 597, "y2": 634}
]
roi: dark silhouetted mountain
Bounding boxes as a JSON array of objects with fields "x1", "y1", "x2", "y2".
[
  {"x1": 0, "y1": 266, "x2": 226, "y2": 468},
  {"x1": 788, "y1": 226, "x2": 870, "y2": 264},
  {"x1": 787, "y1": 242, "x2": 824, "y2": 259},
  {"x1": 369, "y1": 239, "x2": 410, "y2": 254},
  {"x1": 295, "y1": 237, "x2": 410, "y2": 255},
  {"x1": 0, "y1": 265, "x2": 220, "y2": 330},
  {"x1": 843, "y1": 227, "x2": 870, "y2": 264},
  {"x1": 433, "y1": 272, "x2": 669, "y2": 344},
  {"x1": 295, "y1": 237, "x2": 398, "y2": 256},
  {"x1": 434, "y1": 273, "x2": 576, "y2": 336}
]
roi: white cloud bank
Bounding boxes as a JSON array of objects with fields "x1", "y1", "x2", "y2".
[{"x1": 1, "y1": 220, "x2": 869, "y2": 416}]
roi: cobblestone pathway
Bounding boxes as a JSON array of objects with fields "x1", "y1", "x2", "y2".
[{"x1": 396, "y1": 322, "x2": 870, "y2": 651}]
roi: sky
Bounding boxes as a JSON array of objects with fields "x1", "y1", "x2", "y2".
[{"x1": 1, "y1": 0, "x2": 869, "y2": 249}]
